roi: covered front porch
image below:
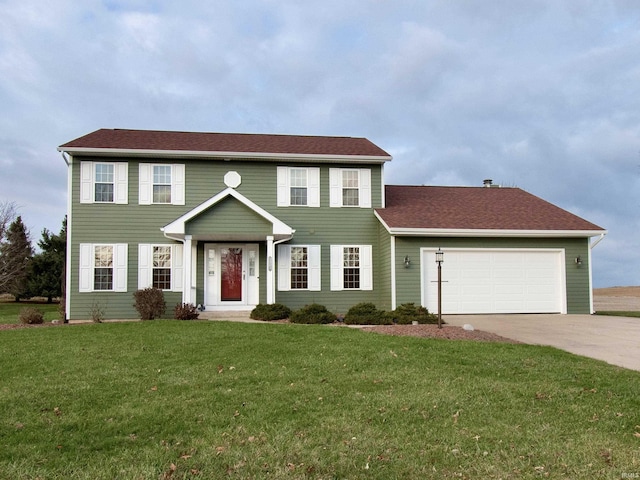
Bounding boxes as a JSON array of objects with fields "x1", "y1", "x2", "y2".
[{"x1": 161, "y1": 185, "x2": 295, "y2": 311}]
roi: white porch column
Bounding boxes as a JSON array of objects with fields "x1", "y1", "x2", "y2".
[
  {"x1": 183, "y1": 235, "x2": 193, "y2": 304},
  {"x1": 266, "y1": 235, "x2": 275, "y2": 304}
]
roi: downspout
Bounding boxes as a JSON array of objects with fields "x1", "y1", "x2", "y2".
[
  {"x1": 62, "y1": 152, "x2": 71, "y2": 322},
  {"x1": 162, "y1": 231, "x2": 190, "y2": 303},
  {"x1": 588, "y1": 232, "x2": 607, "y2": 314},
  {"x1": 268, "y1": 235, "x2": 294, "y2": 304}
]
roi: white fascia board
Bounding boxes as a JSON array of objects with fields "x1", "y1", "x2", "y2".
[
  {"x1": 381, "y1": 227, "x2": 608, "y2": 238},
  {"x1": 373, "y1": 211, "x2": 392, "y2": 232},
  {"x1": 57, "y1": 147, "x2": 392, "y2": 164},
  {"x1": 162, "y1": 187, "x2": 295, "y2": 237}
]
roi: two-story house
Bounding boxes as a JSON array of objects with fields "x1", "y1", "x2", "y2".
[{"x1": 58, "y1": 129, "x2": 606, "y2": 320}]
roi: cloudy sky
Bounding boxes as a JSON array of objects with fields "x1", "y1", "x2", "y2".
[{"x1": 1, "y1": 0, "x2": 638, "y2": 287}]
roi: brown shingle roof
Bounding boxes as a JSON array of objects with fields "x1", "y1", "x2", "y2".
[
  {"x1": 59, "y1": 128, "x2": 391, "y2": 159},
  {"x1": 376, "y1": 185, "x2": 605, "y2": 233}
]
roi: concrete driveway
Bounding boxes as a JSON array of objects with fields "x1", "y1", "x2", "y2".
[{"x1": 443, "y1": 314, "x2": 640, "y2": 371}]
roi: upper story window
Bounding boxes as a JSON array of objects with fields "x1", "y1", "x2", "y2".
[
  {"x1": 80, "y1": 161, "x2": 128, "y2": 204},
  {"x1": 289, "y1": 168, "x2": 308, "y2": 206},
  {"x1": 79, "y1": 243, "x2": 128, "y2": 292},
  {"x1": 341, "y1": 170, "x2": 360, "y2": 206},
  {"x1": 277, "y1": 244, "x2": 321, "y2": 291},
  {"x1": 330, "y1": 245, "x2": 373, "y2": 291},
  {"x1": 139, "y1": 164, "x2": 185, "y2": 205},
  {"x1": 277, "y1": 166, "x2": 320, "y2": 207},
  {"x1": 329, "y1": 168, "x2": 371, "y2": 208},
  {"x1": 153, "y1": 166, "x2": 172, "y2": 204},
  {"x1": 94, "y1": 164, "x2": 114, "y2": 202}
]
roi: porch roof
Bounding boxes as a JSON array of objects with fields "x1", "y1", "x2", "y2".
[{"x1": 162, "y1": 187, "x2": 295, "y2": 241}]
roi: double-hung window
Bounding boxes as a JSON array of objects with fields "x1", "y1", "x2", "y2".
[
  {"x1": 152, "y1": 165, "x2": 172, "y2": 204},
  {"x1": 152, "y1": 246, "x2": 172, "y2": 289},
  {"x1": 329, "y1": 168, "x2": 371, "y2": 208},
  {"x1": 330, "y1": 245, "x2": 373, "y2": 290},
  {"x1": 290, "y1": 246, "x2": 308, "y2": 289},
  {"x1": 139, "y1": 164, "x2": 185, "y2": 205},
  {"x1": 341, "y1": 170, "x2": 360, "y2": 206},
  {"x1": 138, "y1": 244, "x2": 184, "y2": 291},
  {"x1": 289, "y1": 168, "x2": 308, "y2": 206},
  {"x1": 79, "y1": 243, "x2": 128, "y2": 292},
  {"x1": 94, "y1": 245, "x2": 114, "y2": 290},
  {"x1": 277, "y1": 245, "x2": 321, "y2": 291},
  {"x1": 276, "y1": 167, "x2": 320, "y2": 207},
  {"x1": 94, "y1": 164, "x2": 114, "y2": 202},
  {"x1": 80, "y1": 161, "x2": 128, "y2": 204}
]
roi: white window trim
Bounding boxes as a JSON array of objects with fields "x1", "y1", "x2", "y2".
[
  {"x1": 276, "y1": 166, "x2": 320, "y2": 207},
  {"x1": 139, "y1": 164, "x2": 185, "y2": 205},
  {"x1": 138, "y1": 243, "x2": 184, "y2": 292},
  {"x1": 329, "y1": 168, "x2": 371, "y2": 208},
  {"x1": 277, "y1": 244, "x2": 321, "y2": 291},
  {"x1": 79, "y1": 243, "x2": 128, "y2": 292},
  {"x1": 80, "y1": 161, "x2": 128, "y2": 204},
  {"x1": 330, "y1": 244, "x2": 373, "y2": 291}
]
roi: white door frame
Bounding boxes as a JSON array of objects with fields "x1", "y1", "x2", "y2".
[{"x1": 204, "y1": 243, "x2": 259, "y2": 311}]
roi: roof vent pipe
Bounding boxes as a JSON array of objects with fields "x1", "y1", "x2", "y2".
[{"x1": 483, "y1": 179, "x2": 493, "y2": 187}]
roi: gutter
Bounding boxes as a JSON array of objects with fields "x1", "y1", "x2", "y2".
[{"x1": 56, "y1": 146, "x2": 392, "y2": 164}]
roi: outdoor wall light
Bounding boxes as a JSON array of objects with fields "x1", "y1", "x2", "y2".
[
  {"x1": 575, "y1": 256, "x2": 582, "y2": 266},
  {"x1": 404, "y1": 255, "x2": 411, "y2": 268}
]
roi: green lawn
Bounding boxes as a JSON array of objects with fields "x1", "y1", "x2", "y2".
[
  {"x1": 0, "y1": 300, "x2": 60, "y2": 324},
  {"x1": 1, "y1": 321, "x2": 639, "y2": 479}
]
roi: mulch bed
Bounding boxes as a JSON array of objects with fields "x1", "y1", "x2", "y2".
[{"x1": 362, "y1": 324, "x2": 520, "y2": 343}]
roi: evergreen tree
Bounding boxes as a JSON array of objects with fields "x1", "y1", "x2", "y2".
[
  {"x1": 27, "y1": 217, "x2": 67, "y2": 303},
  {"x1": 0, "y1": 216, "x2": 33, "y2": 299}
]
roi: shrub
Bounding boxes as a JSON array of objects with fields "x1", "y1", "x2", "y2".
[
  {"x1": 19, "y1": 307, "x2": 44, "y2": 325},
  {"x1": 174, "y1": 303, "x2": 200, "y2": 320},
  {"x1": 89, "y1": 300, "x2": 105, "y2": 323},
  {"x1": 344, "y1": 302, "x2": 390, "y2": 325},
  {"x1": 290, "y1": 303, "x2": 336, "y2": 324},
  {"x1": 133, "y1": 287, "x2": 166, "y2": 320},
  {"x1": 388, "y1": 303, "x2": 439, "y2": 325},
  {"x1": 250, "y1": 303, "x2": 291, "y2": 321}
]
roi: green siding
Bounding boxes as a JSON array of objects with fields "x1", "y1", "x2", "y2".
[
  {"x1": 68, "y1": 157, "x2": 386, "y2": 319},
  {"x1": 67, "y1": 154, "x2": 594, "y2": 319},
  {"x1": 393, "y1": 237, "x2": 592, "y2": 314},
  {"x1": 186, "y1": 198, "x2": 272, "y2": 236}
]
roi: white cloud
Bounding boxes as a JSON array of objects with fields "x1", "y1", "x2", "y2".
[{"x1": 1, "y1": 0, "x2": 639, "y2": 286}]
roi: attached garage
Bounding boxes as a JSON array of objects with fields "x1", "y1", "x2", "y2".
[
  {"x1": 421, "y1": 248, "x2": 566, "y2": 314},
  {"x1": 376, "y1": 185, "x2": 607, "y2": 315}
]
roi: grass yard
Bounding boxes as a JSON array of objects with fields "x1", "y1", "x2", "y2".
[
  {"x1": 1, "y1": 321, "x2": 639, "y2": 479},
  {"x1": 0, "y1": 300, "x2": 60, "y2": 324}
]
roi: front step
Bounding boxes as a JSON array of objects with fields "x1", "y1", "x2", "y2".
[{"x1": 198, "y1": 310, "x2": 256, "y2": 322}]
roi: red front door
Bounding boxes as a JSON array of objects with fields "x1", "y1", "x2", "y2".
[{"x1": 220, "y1": 247, "x2": 243, "y2": 301}]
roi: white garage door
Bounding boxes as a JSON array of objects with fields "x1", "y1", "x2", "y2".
[{"x1": 422, "y1": 249, "x2": 565, "y2": 314}]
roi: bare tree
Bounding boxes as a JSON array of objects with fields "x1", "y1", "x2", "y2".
[{"x1": 0, "y1": 200, "x2": 17, "y2": 241}]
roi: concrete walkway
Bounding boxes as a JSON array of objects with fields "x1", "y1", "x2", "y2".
[{"x1": 444, "y1": 314, "x2": 640, "y2": 371}]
